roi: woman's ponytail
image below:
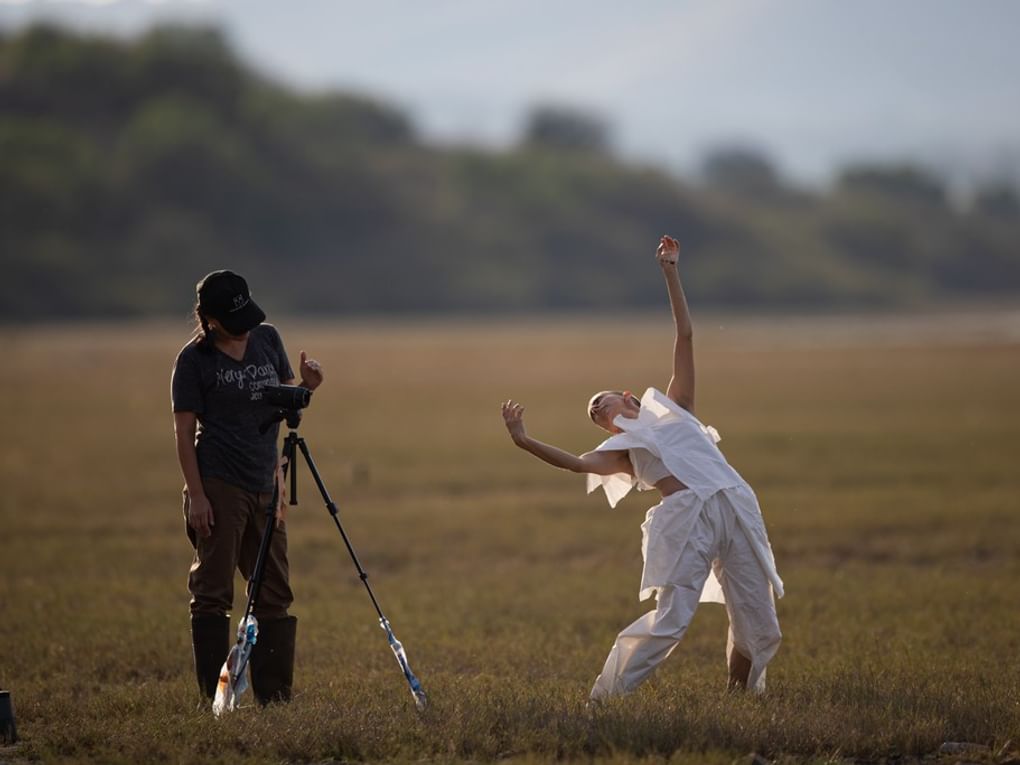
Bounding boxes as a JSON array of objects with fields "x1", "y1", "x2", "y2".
[{"x1": 192, "y1": 303, "x2": 215, "y2": 351}]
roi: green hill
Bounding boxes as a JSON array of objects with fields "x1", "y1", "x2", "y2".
[{"x1": 2, "y1": 24, "x2": 1018, "y2": 320}]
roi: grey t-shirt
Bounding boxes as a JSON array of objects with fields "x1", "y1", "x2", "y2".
[{"x1": 171, "y1": 323, "x2": 295, "y2": 492}]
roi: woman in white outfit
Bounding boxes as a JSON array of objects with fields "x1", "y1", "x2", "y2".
[{"x1": 501, "y1": 235, "x2": 783, "y2": 700}]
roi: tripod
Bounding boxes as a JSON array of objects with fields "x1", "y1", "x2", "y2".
[{"x1": 268, "y1": 407, "x2": 427, "y2": 711}]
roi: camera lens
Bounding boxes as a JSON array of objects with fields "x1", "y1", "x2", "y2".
[{"x1": 264, "y1": 384, "x2": 311, "y2": 409}]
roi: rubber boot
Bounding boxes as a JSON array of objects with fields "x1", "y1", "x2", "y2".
[
  {"x1": 191, "y1": 613, "x2": 230, "y2": 699},
  {"x1": 250, "y1": 616, "x2": 297, "y2": 705}
]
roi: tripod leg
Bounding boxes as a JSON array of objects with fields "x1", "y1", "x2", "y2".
[
  {"x1": 285, "y1": 432, "x2": 299, "y2": 505},
  {"x1": 294, "y1": 437, "x2": 385, "y2": 619},
  {"x1": 243, "y1": 481, "x2": 280, "y2": 622},
  {"x1": 293, "y1": 434, "x2": 427, "y2": 710}
]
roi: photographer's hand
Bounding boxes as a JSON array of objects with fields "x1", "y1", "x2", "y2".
[
  {"x1": 299, "y1": 350, "x2": 324, "y2": 390},
  {"x1": 187, "y1": 491, "x2": 215, "y2": 538}
]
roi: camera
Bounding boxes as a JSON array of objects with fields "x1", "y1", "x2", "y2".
[{"x1": 263, "y1": 384, "x2": 312, "y2": 410}]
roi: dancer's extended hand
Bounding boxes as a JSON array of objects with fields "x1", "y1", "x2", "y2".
[
  {"x1": 656, "y1": 235, "x2": 679, "y2": 267},
  {"x1": 501, "y1": 400, "x2": 528, "y2": 445}
]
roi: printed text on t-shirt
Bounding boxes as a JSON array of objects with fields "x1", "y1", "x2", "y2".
[{"x1": 216, "y1": 363, "x2": 279, "y2": 399}]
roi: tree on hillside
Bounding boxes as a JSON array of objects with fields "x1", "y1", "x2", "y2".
[
  {"x1": 522, "y1": 105, "x2": 611, "y2": 154},
  {"x1": 973, "y1": 182, "x2": 1019, "y2": 219},
  {"x1": 701, "y1": 146, "x2": 783, "y2": 198},
  {"x1": 837, "y1": 164, "x2": 947, "y2": 208}
]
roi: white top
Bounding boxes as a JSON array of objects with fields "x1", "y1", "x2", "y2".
[
  {"x1": 586, "y1": 387, "x2": 744, "y2": 507},
  {"x1": 628, "y1": 447, "x2": 672, "y2": 488}
]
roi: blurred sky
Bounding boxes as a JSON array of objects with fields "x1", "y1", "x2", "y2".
[{"x1": 2, "y1": 0, "x2": 1019, "y2": 188}]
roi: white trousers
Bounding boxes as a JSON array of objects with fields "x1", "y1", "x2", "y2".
[{"x1": 590, "y1": 491, "x2": 781, "y2": 699}]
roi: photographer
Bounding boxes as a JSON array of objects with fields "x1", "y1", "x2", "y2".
[{"x1": 171, "y1": 270, "x2": 324, "y2": 705}]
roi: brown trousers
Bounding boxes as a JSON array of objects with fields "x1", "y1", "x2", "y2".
[{"x1": 184, "y1": 476, "x2": 293, "y2": 620}]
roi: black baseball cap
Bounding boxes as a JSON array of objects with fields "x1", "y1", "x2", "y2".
[{"x1": 196, "y1": 270, "x2": 266, "y2": 335}]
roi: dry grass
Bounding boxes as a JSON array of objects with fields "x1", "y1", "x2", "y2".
[{"x1": 1, "y1": 311, "x2": 1018, "y2": 764}]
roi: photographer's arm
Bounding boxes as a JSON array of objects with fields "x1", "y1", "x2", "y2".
[
  {"x1": 174, "y1": 411, "x2": 214, "y2": 538},
  {"x1": 501, "y1": 400, "x2": 632, "y2": 476}
]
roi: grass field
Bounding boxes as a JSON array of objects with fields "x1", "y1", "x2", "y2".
[{"x1": 1, "y1": 311, "x2": 1019, "y2": 765}]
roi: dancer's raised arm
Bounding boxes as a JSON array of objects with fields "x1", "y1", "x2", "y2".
[
  {"x1": 502, "y1": 400, "x2": 631, "y2": 476},
  {"x1": 656, "y1": 235, "x2": 695, "y2": 412}
]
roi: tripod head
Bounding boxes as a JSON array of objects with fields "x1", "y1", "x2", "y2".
[
  {"x1": 258, "y1": 407, "x2": 302, "y2": 434},
  {"x1": 257, "y1": 384, "x2": 312, "y2": 433}
]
